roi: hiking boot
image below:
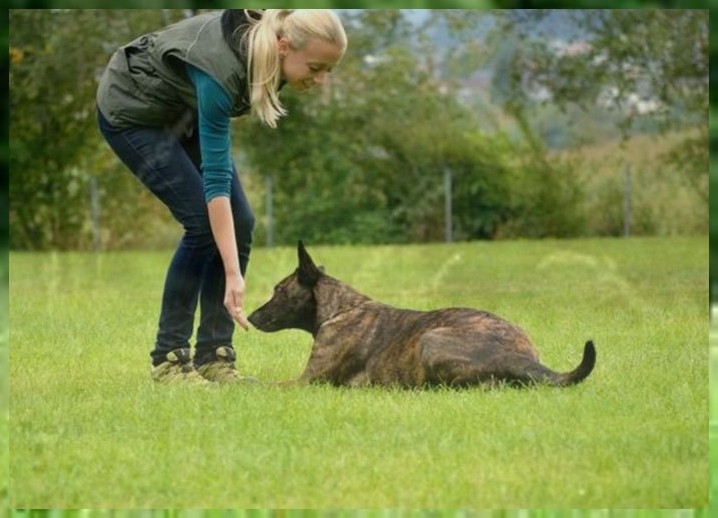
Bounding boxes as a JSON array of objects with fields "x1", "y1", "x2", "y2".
[
  {"x1": 151, "y1": 348, "x2": 213, "y2": 386},
  {"x1": 195, "y1": 346, "x2": 258, "y2": 385}
]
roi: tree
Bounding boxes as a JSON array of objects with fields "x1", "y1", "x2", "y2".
[
  {"x1": 10, "y1": 10, "x2": 627, "y2": 249},
  {"x1": 238, "y1": 10, "x2": 585, "y2": 244},
  {"x1": 9, "y1": 9, "x2": 188, "y2": 250},
  {"x1": 493, "y1": 10, "x2": 708, "y2": 197}
]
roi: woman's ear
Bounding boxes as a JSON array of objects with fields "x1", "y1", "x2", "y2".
[{"x1": 276, "y1": 37, "x2": 290, "y2": 58}]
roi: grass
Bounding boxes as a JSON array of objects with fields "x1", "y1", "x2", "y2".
[
  {"x1": 1, "y1": 246, "x2": 7, "y2": 511},
  {"x1": 8, "y1": 237, "x2": 708, "y2": 508}
]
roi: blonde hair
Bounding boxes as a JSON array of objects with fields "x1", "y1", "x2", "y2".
[{"x1": 242, "y1": 9, "x2": 347, "y2": 128}]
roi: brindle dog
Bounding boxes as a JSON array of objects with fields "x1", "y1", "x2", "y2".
[{"x1": 248, "y1": 242, "x2": 596, "y2": 388}]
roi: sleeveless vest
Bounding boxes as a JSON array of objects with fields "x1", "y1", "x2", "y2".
[{"x1": 97, "y1": 11, "x2": 250, "y2": 130}]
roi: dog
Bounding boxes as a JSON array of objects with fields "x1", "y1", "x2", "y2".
[{"x1": 248, "y1": 242, "x2": 596, "y2": 389}]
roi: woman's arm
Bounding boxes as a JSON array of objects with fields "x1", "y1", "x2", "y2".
[
  {"x1": 207, "y1": 196, "x2": 248, "y2": 330},
  {"x1": 188, "y1": 65, "x2": 249, "y2": 330}
]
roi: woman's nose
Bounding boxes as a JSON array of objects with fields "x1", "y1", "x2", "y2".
[{"x1": 313, "y1": 71, "x2": 327, "y2": 85}]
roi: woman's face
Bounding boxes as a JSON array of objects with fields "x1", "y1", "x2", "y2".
[{"x1": 278, "y1": 37, "x2": 344, "y2": 91}]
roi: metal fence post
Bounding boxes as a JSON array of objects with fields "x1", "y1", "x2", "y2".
[
  {"x1": 623, "y1": 164, "x2": 632, "y2": 237},
  {"x1": 444, "y1": 166, "x2": 452, "y2": 243},
  {"x1": 90, "y1": 176, "x2": 100, "y2": 252},
  {"x1": 265, "y1": 175, "x2": 274, "y2": 248}
]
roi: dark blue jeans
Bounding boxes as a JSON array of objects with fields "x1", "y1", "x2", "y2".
[{"x1": 97, "y1": 108, "x2": 254, "y2": 366}]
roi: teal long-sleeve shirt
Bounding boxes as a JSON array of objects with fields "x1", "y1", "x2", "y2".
[{"x1": 186, "y1": 64, "x2": 235, "y2": 202}]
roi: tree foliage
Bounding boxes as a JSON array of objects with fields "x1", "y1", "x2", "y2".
[
  {"x1": 494, "y1": 9, "x2": 708, "y2": 196},
  {"x1": 8, "y1": 9, "x2": 707, "y2": 250},
  {"x1": 9, "y1": 9, "x2": 188, "y2": 250},
  {"x1": 238, "y1": 10, "x2": 584, "y2": 245},
  {"x1": 496, "y1": 10, "x2": 707, "y2": 124}
]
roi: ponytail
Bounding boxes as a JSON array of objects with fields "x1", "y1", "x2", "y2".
[{"x1": 242, "y1": 9, "x2": 347, "y2": 128}]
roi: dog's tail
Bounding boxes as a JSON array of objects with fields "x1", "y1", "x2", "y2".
[{"x1": 541, "y1": 340, "x2": 596, "y2": 387}]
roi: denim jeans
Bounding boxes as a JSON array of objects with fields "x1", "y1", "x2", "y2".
[{"x1": 97, "y1": 108, "x2": 254, "y2": 366}]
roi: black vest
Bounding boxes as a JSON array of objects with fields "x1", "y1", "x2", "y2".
[{"x1": 97, "y1": 11, "x2": 251, "y2": 129}]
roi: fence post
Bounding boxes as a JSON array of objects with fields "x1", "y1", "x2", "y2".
[
  {"x1": 444, "y1": 166, "x2": 452, "y2": 243},
  {"x1": 623, "y1": 164, "x2": 632, "y2": 237},
  {"x1": 265, "y1": 175, "x2": 274, "y2": 248},
  {"x1": 90, "y1": 176, "x2": 100, "y2": 252}
]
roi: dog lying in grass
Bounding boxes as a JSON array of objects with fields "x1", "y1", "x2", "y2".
[{"x1": 248, "y1": 242, "x2": 596, "y2": 389}]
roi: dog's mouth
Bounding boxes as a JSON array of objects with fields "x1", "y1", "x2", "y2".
[
  {"x1": 247, "y1": 310, "x2": 274, "y2": 332},
  {"x1": 247, "y1": 310, "x2": 261, "y2": 327}
]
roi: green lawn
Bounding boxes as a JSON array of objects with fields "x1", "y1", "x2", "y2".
[
  {"x1": 8, "y1": 237, "x2": 708, "y2": 508},
  {"x1": 1, "y1": 247, "x2": 8, "y2": 510}
]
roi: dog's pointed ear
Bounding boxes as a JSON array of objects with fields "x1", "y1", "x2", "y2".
[{"x1": 297, "y1": 241, "x2": 321, "y2": 287}]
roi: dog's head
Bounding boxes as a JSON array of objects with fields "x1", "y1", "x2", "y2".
[{"x1": 248, "y1": 241, "x2": 323, "y2": 334}]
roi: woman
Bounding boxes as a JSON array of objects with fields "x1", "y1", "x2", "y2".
[{"x1": 96, "y1": 9, "x2": 347, "y2": 384}]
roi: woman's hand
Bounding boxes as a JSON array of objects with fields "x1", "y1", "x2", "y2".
[{"x1": 225, "y1": 271, "x2": 249, "y2": 330}]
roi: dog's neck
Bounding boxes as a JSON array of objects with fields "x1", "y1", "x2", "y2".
[{"x1": 313, "y1": 276, "x2": 371, "y2": 329}]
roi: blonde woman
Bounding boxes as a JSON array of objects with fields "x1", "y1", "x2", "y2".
[{"x1": 96, "y1": 10, "x2": 347, "y2": 384}]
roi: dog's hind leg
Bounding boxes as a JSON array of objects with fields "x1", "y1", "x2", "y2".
[
  {"x1": 419, "y1": 329, "x2": 547, "y2": 388},
  {"x1": 419, "y1": 330, "x2": 504, "y2": 387},
  {"x1": 421, "y1": 330, "x2": 595, "y2": 388}
]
